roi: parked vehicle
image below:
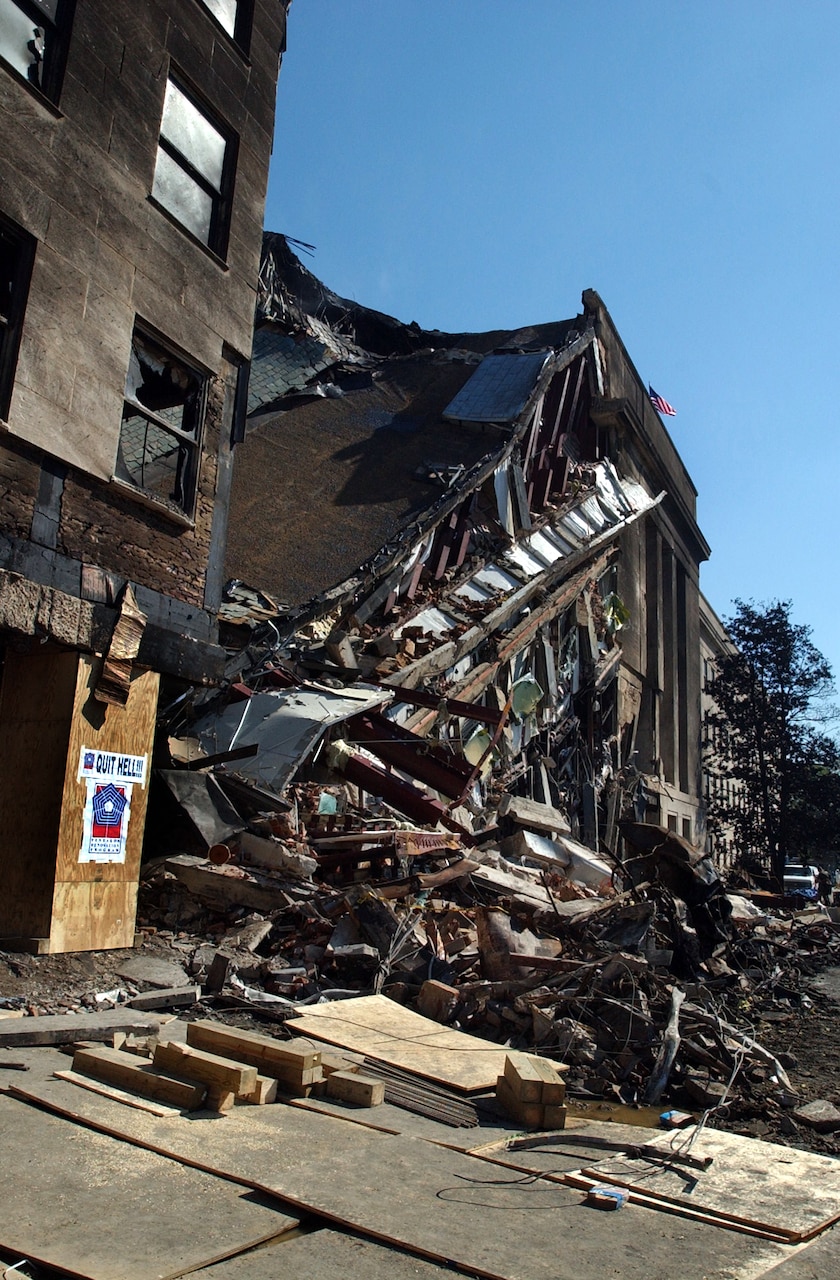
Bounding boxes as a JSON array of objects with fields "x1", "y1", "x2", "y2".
[{"x1": 783, "y1": 864, "x2": 819, "y2": 897}]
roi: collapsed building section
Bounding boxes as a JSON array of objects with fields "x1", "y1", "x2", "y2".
[{"x1": 210, "y1": 235, "x2": 710, "y2": 857}]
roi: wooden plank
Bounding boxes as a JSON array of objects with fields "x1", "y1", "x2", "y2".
[
  {"x1": 126, "y1": 985, "x2": 201, "y2": 1010},
  {"x1": 320, "y1": 1050, "x2": 364, "y2": 1077},
  {"x1": 325, "y1": 1071, "x2": 385, "y2": 1107},
  {"x1": 165, "y1": 856, "x2": 287, "y2": 913},
  {"x1": 0, "y1": 1009, "x2": 161, "y2": 1048},
  {"x1": 0, "y1": 1094, "x2": 298, "y2": 1280},
  {"x1": 72, "y1": 1045, "x2": 205, "y2": 1109},
  {"x1": 187, "y1": 1020, "x2": 322, "y2": 1071},
  {"x1": 564, "y1": 1174, "x2": 792, "y2": 1243},
  {"x1": 241, "y1": 1074, "x2": 278, "y2": 1105},
  {"x1": 3, "y1": 1077, "x2": 790, "y2": 1280},
  {"x1": 153, "y1": 1040, "x2": 258, "y2": 1096},
  {"x1": 495, "y1": 1074, "x2": 544, "y2": 1130},
  {"x1": 54, "y1": 1068, "x2": 183, "y2": 1118},
  {"x1": 286, "y1": 994, "x2": 564, "y2": 1094},
  {"x1": 503, "y1": 1053, "x2": 547, "y2": 1104}
]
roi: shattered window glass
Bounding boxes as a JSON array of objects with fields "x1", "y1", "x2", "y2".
[
  {"x1": 0, "y1": 0, "x2": 69, "y2": 101},
  {"x1": 0, "y1": 214, "x2": 35, "y2": 422},
  {"x1": 116, "y1": 328, "x2": 205, "y2": 514},
  {"x1": 151, "y1": 77, "x2": 232, "y2": 255}
]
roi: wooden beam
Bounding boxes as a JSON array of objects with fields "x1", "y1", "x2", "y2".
[
  {"x1": 153, "y1": 1040, "x2": 258, "y2": 1098},
  {"x1": 186, "y1": 1021, "x2": 322, "y2": 1073},
  {"x1": 71, "y1": 1045, "x2": 205, "y2": 1110}
]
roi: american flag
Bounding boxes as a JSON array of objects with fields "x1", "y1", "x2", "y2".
[{"x1": 649, "y1": 385, "x2": 676, "y2": 416}]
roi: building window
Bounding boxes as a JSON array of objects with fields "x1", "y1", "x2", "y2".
[
  {"x1": 0, "y1": 0, "x2": 72, "y2": 102},
  {"x1": 0, "y1": 215, "x2": 35, "y2": 422},
  {"x1": 116, "y1": 327, "x2": 206, "y2": 516},
  {"x1": 198, "y1": 0, "x2": 252, "y2": 49},
  {"x1": 151, "y1": 76, "x2": 234, "y2": 257}
]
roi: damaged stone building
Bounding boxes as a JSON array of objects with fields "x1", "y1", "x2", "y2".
[
  {"x1": 215, "y1": 234, "x2": 711, "y2": 861},
  {"x1": 0, "y1": 1, "x2": 289, "y2": 951}
]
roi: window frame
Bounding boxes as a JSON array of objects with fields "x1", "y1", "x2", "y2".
[
  {"x1": 0, "y1": 0, "x2": 74, "y2": 105},
  {"x1": 115, "y1": 323, "x2": 208, "y2": 522},
  {"x1": 0, "y1": 213, "x2": 36, "y2": 423},
  {"x1": 150, "y1": 71, "x2": 237, "y2": 261}
]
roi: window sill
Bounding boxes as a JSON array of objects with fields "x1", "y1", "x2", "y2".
[
  {"x1": 147, "y1": 197, "x2": 230, "y2": 271},
  {"x1": 0, "y1": 59, "x2": 64, "y2": 118},
  {"x1": 110, "y1": 476, "x2": 196, "y2": 530}
]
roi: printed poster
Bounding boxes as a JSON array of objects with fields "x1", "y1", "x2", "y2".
[{"x1": 77, "y1": 747, "x2": 148, "y2": 864}]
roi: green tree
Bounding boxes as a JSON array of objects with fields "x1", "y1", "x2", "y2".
[{"x1": 705, "y1": 600, "x2": 839, "y2": 886}]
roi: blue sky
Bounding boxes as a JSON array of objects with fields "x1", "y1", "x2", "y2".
[{"x1": 264, "y1": 1, "x2": 840, "y2": 687}]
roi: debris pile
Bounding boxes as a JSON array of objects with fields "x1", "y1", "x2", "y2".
[{"x1": 74, "y1": 746, "x2": 831, "y2": 1150}]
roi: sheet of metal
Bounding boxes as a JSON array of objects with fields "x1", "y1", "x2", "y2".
[
  {"x1": 192, "y1": 685, "x2": 389, "y2": 794},
  {"x1": 505, "y1": 543, "x2": 547, "y2": 578},
  {"x1": 472, "y1": 563, "x2": 521, "y2": 594},
  {"x1": 393, "y1": 606, "x2": 458, "y2": 638},
  {"x1": 526, "y1": 528, "x2": 566, "y2": 564}
]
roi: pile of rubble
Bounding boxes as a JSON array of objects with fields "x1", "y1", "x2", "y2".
[{"x1": 56, "y1": 759, "x2": 820, "y2": 1151}]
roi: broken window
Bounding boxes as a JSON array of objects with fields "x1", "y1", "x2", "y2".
[
  {"x1": 197, "y1": 0, "x2": 252, "y2": 48},
  {"x1": 0, "y1": 214, "x2": 35, "y2": 422},
  {"x1": 151, "y1": 76, "x2": 234, "y2": 256},
  {"x1": 115, "y1": 327, "x2": 205, "y2": 515},
  {"x1": 0, "y1": 0, "x2": 72, "y2": 102}
]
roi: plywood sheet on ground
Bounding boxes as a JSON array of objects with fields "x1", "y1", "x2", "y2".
[
  {"x1": 192, "y1": 1227, "x2": 458, "y2": 1279},
  {"x1": 466, "y1": 1120, "x2": 668, "y2": 1174},
  {"x1": 290, "y1": 1092, "x2": 515, "y2": 1151},
  {"x1": 0, "y1": 1095, "x2": 297, "y2": 1280},
  {"x1": 7, "y1": 1077, "x2": 788, "y2": 1280},
  {"x1": 584, "y1": 1127, "x2": 840, "y2": 1242},
  {"x1": 286, "y1": 994, "x2": 563, "y2": 1093},
  {"x1": 755, "y1": 1224, "x2": 840, "y2": 1279}
]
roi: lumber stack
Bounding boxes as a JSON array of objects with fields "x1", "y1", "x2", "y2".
[
  {"x1": 64, "y1": 1021, "x2": 393, "y2": 1116},
  {"x1": 71, "y1": 1045, "x2": 207, "y2": 1110},
  {"x1": 495, "y1": 1053, "x2": 567, "y2": 1131},
  {"x1": 186, "y1": 1021, "x2": 323, "y2": 1096}
]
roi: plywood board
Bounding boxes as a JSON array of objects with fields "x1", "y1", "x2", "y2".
[
  {"x1": 0, "y1": 650, "x2": 159, "y2": 953},
  {"x1": 54, "y1": 1068, "x2": 184, "y2": 1117},
  {"x1": 583, "y1": 1127, "x2": 840, "y2": 1242},
  {"x1": 195, "y1": 1227, "x2": 461, "y2": 1279},
  {"x1": 0, "y1": 1095, "x2": 298, "y2": 1280},
  {"x1": 6, "y1": 1077, "x2": 788, "y2": 1280},
  {"x1": 286, "y1": 994, "x2": 562, "y2": 1093},
  {"x1": 0, "y1": 1008, "x2": 160, "y2": 1047},
  {"x1": 290, "y1": 1092, "x2": 515, "y2": 1152},
  {"x1": 51, "y1": 657, "x2": 159, "y2": 951}
]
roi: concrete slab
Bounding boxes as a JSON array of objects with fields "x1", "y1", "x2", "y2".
[{"x1": 116, "y1": 953, "x2": 190, "y2": 989}]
